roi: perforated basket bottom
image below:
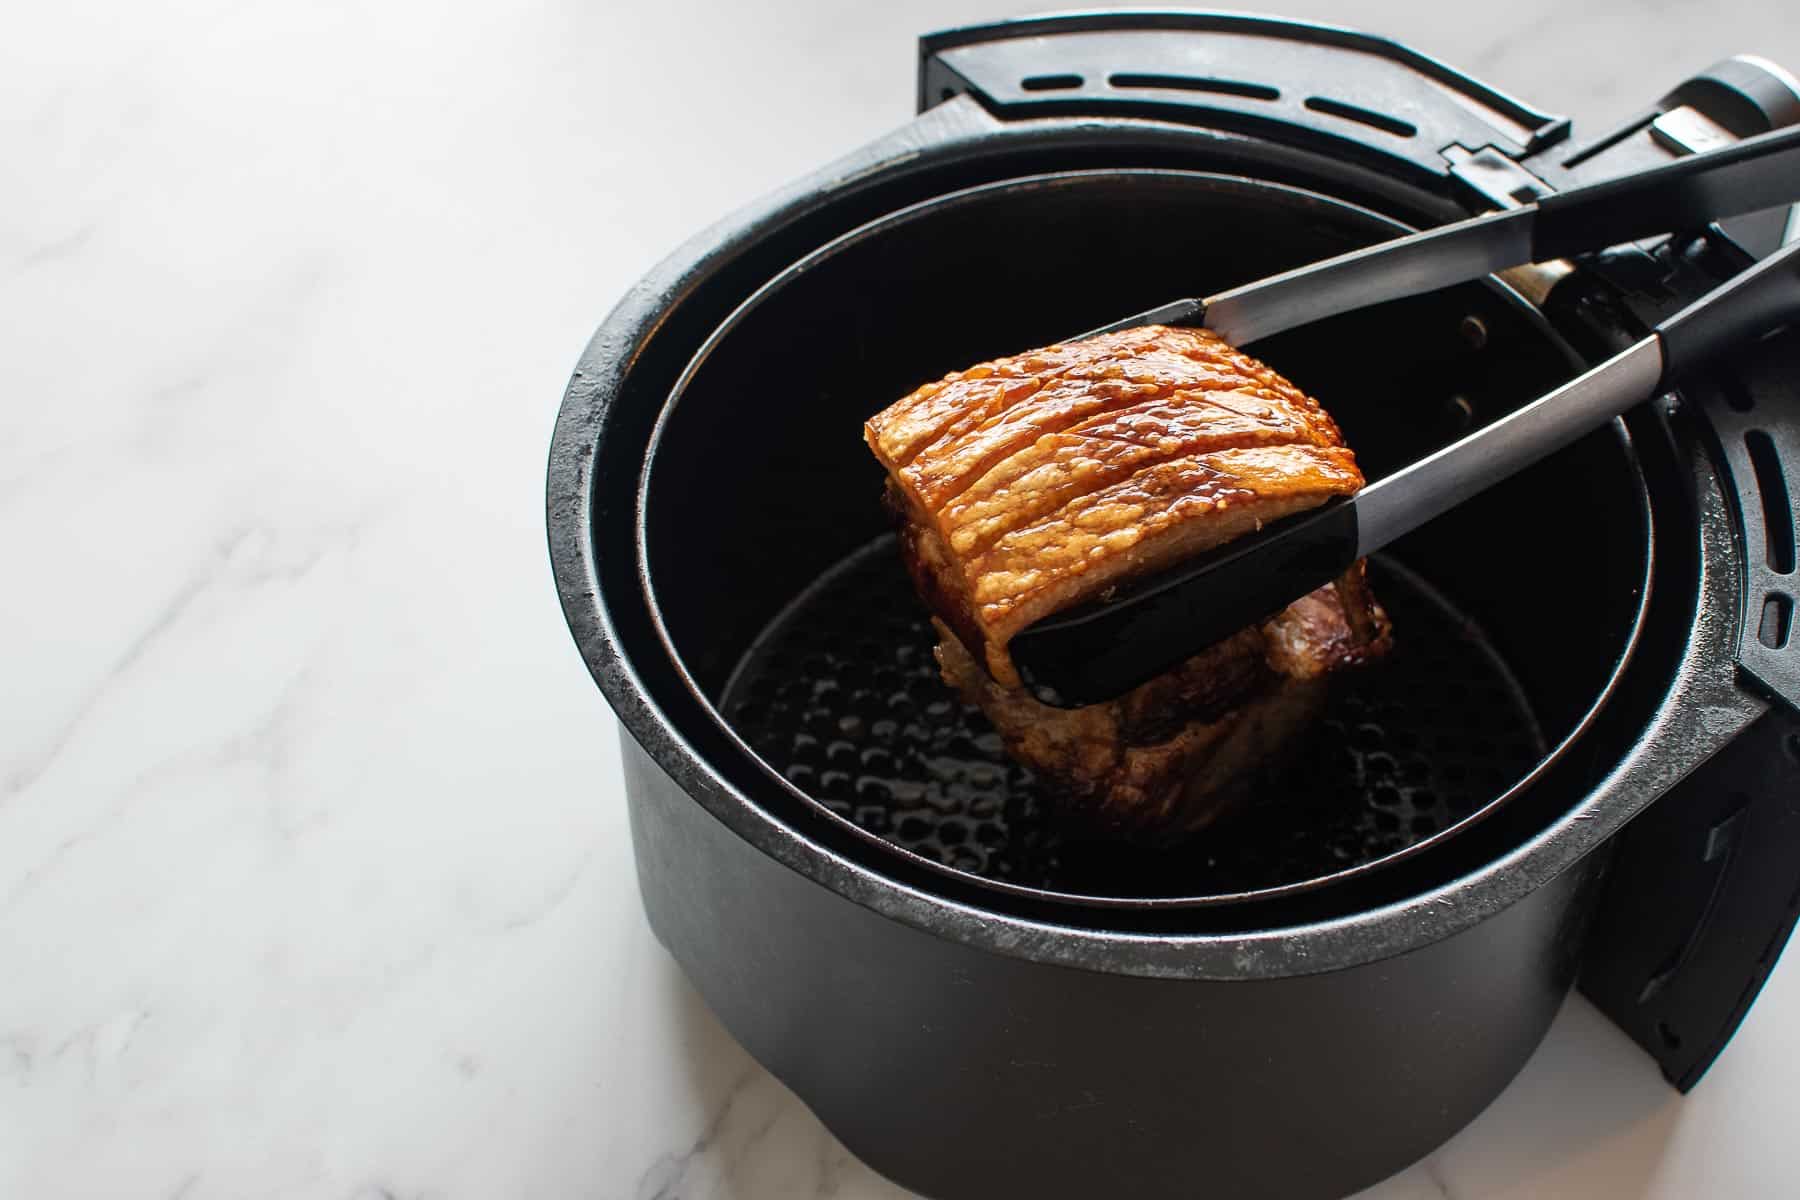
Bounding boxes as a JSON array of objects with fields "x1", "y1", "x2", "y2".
[{"x1": 720, "y1": 536, "x2": 1546, "y2": 900}]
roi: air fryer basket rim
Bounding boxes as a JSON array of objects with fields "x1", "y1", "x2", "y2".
[
  {"x1": 546, "y1": 101, "x2": 1743, "y2": 979},
  {"x1": 634, "y1": 164, "x2": 1654, "y2": 912}
]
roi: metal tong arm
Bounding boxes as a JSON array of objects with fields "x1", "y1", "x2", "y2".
[
  {"x1": 1087, "y1": 123, "x2": 1800, "y2": 345},
  {"x1": 1017, "y1": 239, "x2": 1800, "y2": 706},
  {"x1": 1363, "y1": 236, "x2": 1800, "y2": 553}
]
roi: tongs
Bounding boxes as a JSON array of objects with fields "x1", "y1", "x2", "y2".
[{"x1": 1011, "y1": 124, "x2": 1800, "y2": 706}]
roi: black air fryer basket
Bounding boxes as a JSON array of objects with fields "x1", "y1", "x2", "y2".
[{"x1": 549, "y1": 14, "x2": 1800, "y2": 1200}]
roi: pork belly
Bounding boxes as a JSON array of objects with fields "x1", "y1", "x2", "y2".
[
  {"x1": 934, "y1": 569, "x2": 1389, "y2": 838},
  {"x1": 864, "y1": 325, "x2": 1391, "y2": 837}
]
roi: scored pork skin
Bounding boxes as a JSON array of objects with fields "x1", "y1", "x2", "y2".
[{"x1": 865, "y1": 325, "x2": 1364, "y2": 685}]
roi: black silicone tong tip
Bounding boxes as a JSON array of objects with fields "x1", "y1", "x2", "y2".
[{"x1": 1011, "y1": 501, "x2": 1359, "y2": 707}]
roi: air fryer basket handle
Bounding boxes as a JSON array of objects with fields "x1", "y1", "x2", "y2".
[
  {"x1": 1581, "y1": 709, "x2": 1800, "y2": 1090},
  {"x1": 1512, "y1": 51, "x2": 1800, "y2": 1089},
  {"x1": 916, "y1": 11, "x2": 1571, "y2": 180}
]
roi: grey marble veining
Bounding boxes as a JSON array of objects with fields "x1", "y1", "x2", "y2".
[{"x1": 4, "y1": 1, "x2": 1799, "y2": 1197}]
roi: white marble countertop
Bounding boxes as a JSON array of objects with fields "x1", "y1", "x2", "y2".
[{"x1": 5, "y1": 1, "x2": 1799, "y2": 1196}]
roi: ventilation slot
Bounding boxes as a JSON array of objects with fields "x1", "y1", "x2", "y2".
[
  {"x1": 1722, "y1": 375, "x2": 1755, "y2": 413},
  {"x1": 1305, "y1": 96, "x2": 1417, "y2": 138},
  {"x1": 1748, "y1": 431, "x2": 1795, "y2": 574},
  {"x1": 1760, "y1": 594, "x2": 1792, "y2": 650},
  {"x1": 1021, "y1": 73, "x2": 1083, "y2": 92},
  {"x1": 1109, "y1": 72, "x2": 1279, "y2": 101}
]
